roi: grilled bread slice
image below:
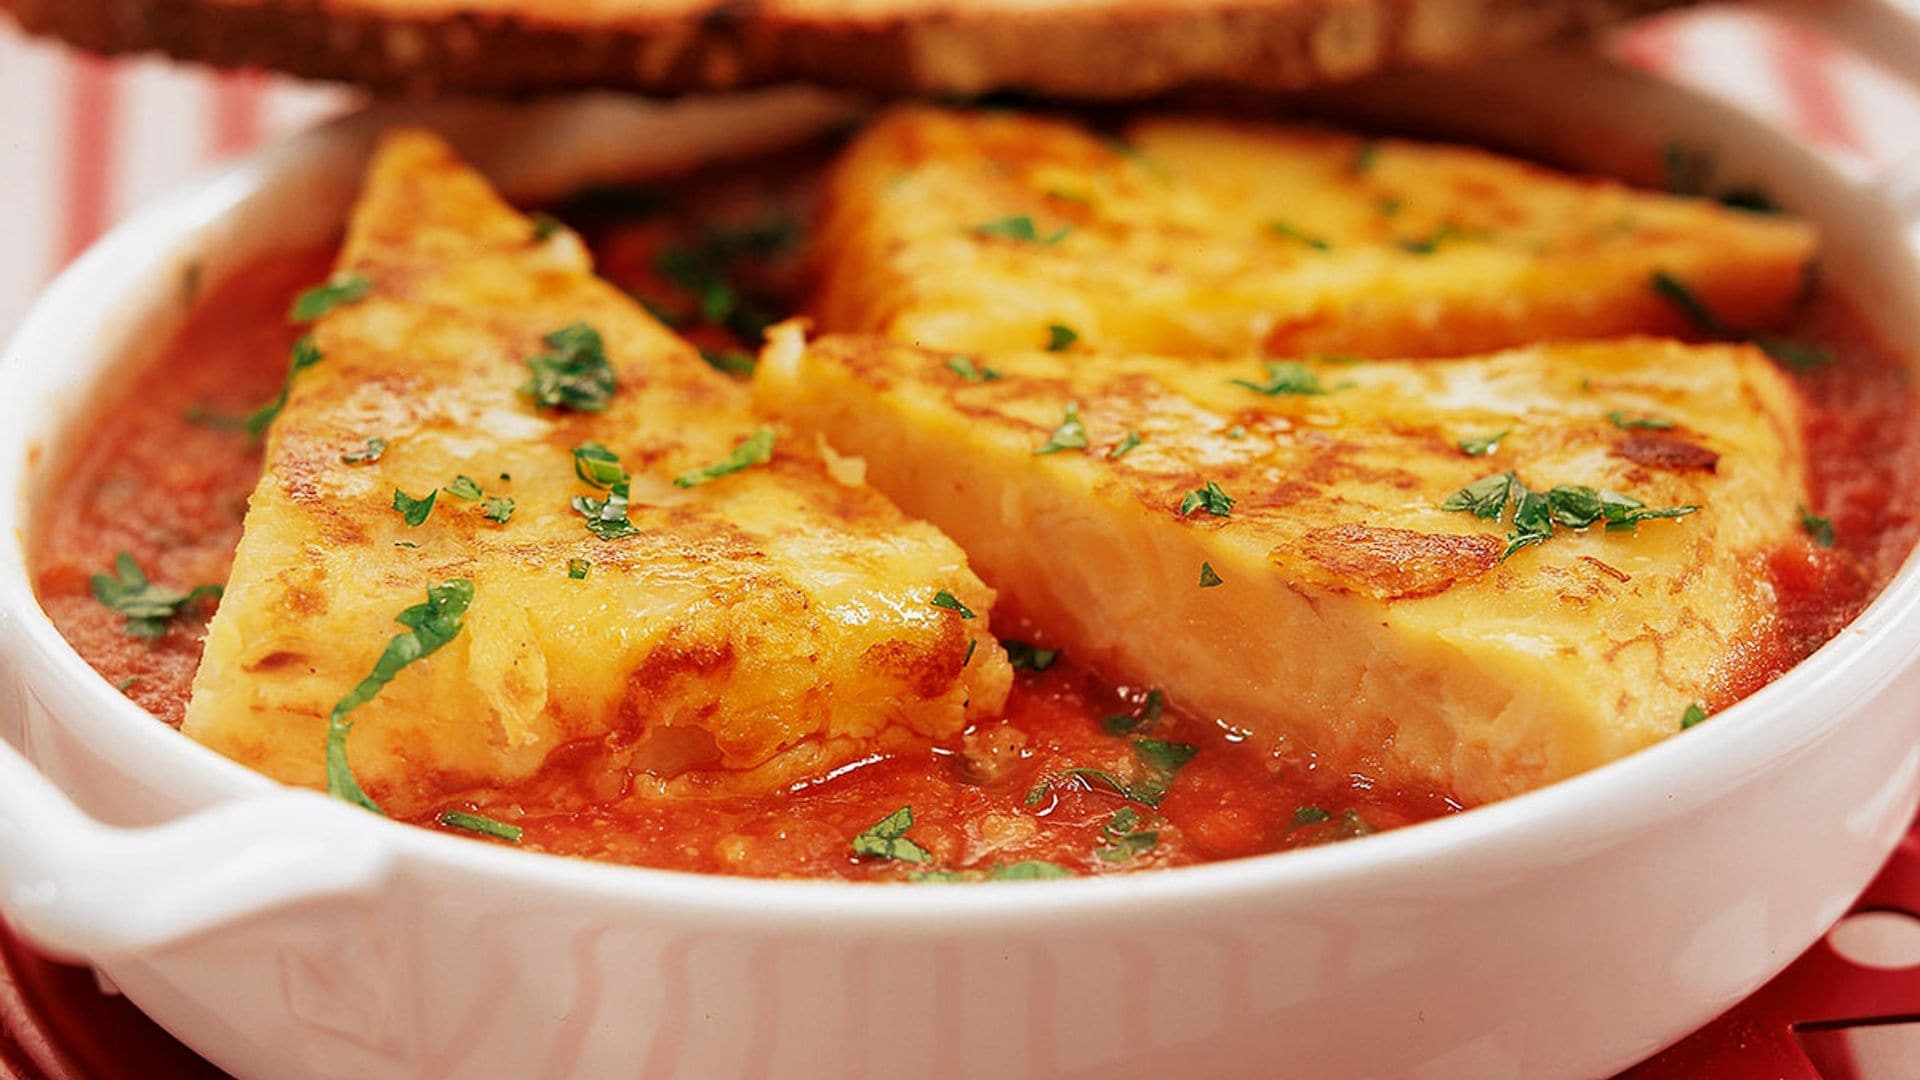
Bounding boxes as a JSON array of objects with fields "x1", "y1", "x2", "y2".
[
  {"x1": 182, "y1": 131, "x2": 1009, "y2": 817},
  {"x1": 758, "y1": 327, "x2": 1809, "y2": 803},
  {"x1": 810, "y1": 106, "x2": 1816, "y2": 359},
  {"x1": 0, "y1": 0, "x2": 1691, "y2": 100}
]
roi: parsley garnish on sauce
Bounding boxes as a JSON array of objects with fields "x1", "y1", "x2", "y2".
[
  {"x1": 1292, "y1": 806, "x2": 1332, "y2": 827},
  {"x1": 1608, "y1": 411, "x2": 1675, "y2": 431},
  {"x1": 1268, "y1": 221, "x2": 1331, "y2": 250},
  {"x1": 1102, "y1": 688, "x2": 1165, "y2": 735},
  {"x1": 947, "y1": 356, "x2": 1002, "y2": 383},
  {"x1": 1004, "y1": 641, "x2": 1060, "y2": 671},
  {"x1": 1442, "y1": 472, "x2": 1700, "y2": 561},
  {"x1": 852, "y1": 805, "x2": 931, "y2": 863},
  {"x1": 1231, "y1": 361, "x2": 1326, "y2": 397},
  {"x1": 1179, "y1": 481, "x2": 1235, "y2": 518},
  {"x1": 1799, "y1": 504, "x2": 1835, "y2": 548},
  {"x1": 392, "y1": 488, "x2": 437, "y2": 527},
  {"x1": 1649, "y1": 271, "x2": 1833, "y2": 370},
  {"x1": 90, "y1": 553, "x2": 221, "y2": 638},
  {"x1": 521, "y1": 323, "x2": 617, "y2": 412},
  {"x1": 1198, "y1": 562, "x2": 1223, "y2": 588},
  {"x1": 289, "y1": 273, "x2": 372, "y2": 323},
  {"x1": 341, "y1": 437, "x2": 386, "y2": 464},
  {"x1": 654, "y1": 220, "x2": 796, "y2": 340},
  {"x1": 1034, "y1": 403, "x2": 1089, "y2": 455},
  {"x1": 1095, "y1": 807, "x2": 1160, "y2": 863},
  {"x1": 931, "y1": 589, "x2": 976, "y2": 619},
  {"x1": 674, "y1": 426, "x2": 775, "y2": 488},
  {"x1": 1681, "y1": 702, "x2": 1709, "y2": 730},
  {"x1": 973, "y1": 215, "x2": 1071, "y2": 245},
  {"x1": 325, "y1": 579, "x2": 474, "y2": 814},
  {"x1": 1108, "y1": 430, "x2": 1142, "y2": 460},
  {"x1": 1457, "y1": 430, "x2": 1508, "y2": 457},
  {"x1": 244, "y1": 335, "x2": 322, "y2": 439},
  {"x1": 701, "y1": 349, "x2": 757, "y2": 378},
  {"x1": 438, "y1": 810, "x2": 523, "y2": 843},
  {"x1": 1127, "y1": 738, "x2": 1198, "y2": 807},
  {"x1": 1046, "y1": 324, "x2": 1079, "y2": 351}
]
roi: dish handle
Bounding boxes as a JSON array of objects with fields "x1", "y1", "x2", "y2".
[{"x1": 0, "y1": 737, "x2": 391, "y2": 962}]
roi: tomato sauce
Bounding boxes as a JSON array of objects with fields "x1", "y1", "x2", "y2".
[{"x1": 29, "y1": 148, "x2": 1920, "y2": 881}]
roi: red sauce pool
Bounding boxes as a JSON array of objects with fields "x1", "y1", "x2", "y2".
[{"x1": 28, "y1": 154, "x2": 1920, "y2": 881}]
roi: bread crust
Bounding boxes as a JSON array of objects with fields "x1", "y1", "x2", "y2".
[{"x1": 1, "y1": 0, "x2": 1693, "y2": 99}]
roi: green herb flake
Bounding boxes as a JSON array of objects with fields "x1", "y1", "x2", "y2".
[
  {"x1": 572, "y1": 481, "x2": 636, "y2": 540},
  {"x1": 700, "y1": 349, "x2": 758, "y2": 378},
  {"x1": 1101, "y1": 688, "x2": 1164, "y2": 736},
  {"x1": 1179, "y1": 480, "x2": 1236, "y2": 518},
  {"x1": 653, "y1": 220, "x2": 797, "y2": 339},
  {"x1": 1442, "y1": 472, "x2": 1516, "y2": 519},
  {"x1": 529, "y1": 213, "x2": 565, "y2": 242},
  {"x1": 1681, "y1": 702, "x2": 1709, "y2": 730},
  {"x1": 1127, "y1": 738, "x2": 1198, "y2": 807},
  {"x1": 394, "y1": 541, "x2": 419, "y2": 549},
  {"x1": 1351, "y1": 140, "x2": 1380, "y2": 174},
  {"x1": 1034, "y1": 402, "x2": 1089, "y2": 455},
  {"x1": 1268, "y1": 221, "x2": 1331, "y2": 250},
  {"x1": 1005, "y1": 641, "x2": 1060, "y2": 671},
  {"x1": 521, "y1": 323, "x2": 617, "y2": 413},
  {"x1": 572, "y1": 442, "x2": 627, "y2": 489},
  {"x1": 1442, "y1": 472, "x2": 1699, "y2": 560},
  {"x1": 1799, "y1": 504, "x2": 1836, "y2": 548},
  {"x1": 946, "y1": 356, "x2": 1002, "y2": 383},
  {"x1": 990, "y1": 860, "x2": 1073, "y2": 880},
  {"x1": 1023, "y1": 781, "x2": 1052, "y2": 807},
  {"x1": 1046, "y1": 324, "x2": 1079, "y2": 352},
  {"x1": 1608, "y1": 411, "x2": 1675, "y2": 431},
  {"x1": 1108, "y1": 430, "x2": 1142, "y2": 460},
  {"x1": 674, "y1": 425, "x2": 776, "y2": 488},
  {"x1": 289, "y1": 273, "x2": 372, "y2": 323},
  {"x1": 115, "y1": 676, "x2": 141, "y2": 692},
  {"x1": 1456, "y1": 430, "x2": 1508, "y2": 457},
  {"x1": 392, "y1": 488, "x2": 437, "y2": 527},
  {"x1": 1397, "y1": 224, "x2": 1481, "y2": 255},
  {"x1": 341, "y1": 437, "x2": 386, "y2": 464},
  {"x1": 244, "y1": 335, "x2": 323, "y2": 439},
  {"x1": 973, "y1": 215, "x2": 1070, "y2": 245},
  {"x1": 438, "y1": 809, "x2": 524, "y2": 843},
  {"x1": 1757, "y1": 336, "x2": 1834, "y2": 370},
  {"x1": 851, "y1": 805, "x2": 931, "y2": 863},
  {"x1": 1231, "y1": 361, "x2": 1326, "y2": 397},
  {"x1": 446, "y1": 475, "x2": 484, "y2": 500},
  {"x1": 1198, "y1": 562, "x2": 1223, "y2": 588},
  {"x1": 482, "y1": 496, "x2": 515, "y2": 524},
  {"x1": 1094, "y1": 806, "x2": 1160, "y2": 863},
  {"x1": 567, "y1": 558, "x2": 591, "y2": 580},
  {"x1": 90, "y1": 552, "x2": 221, "y2": 638},
  {"x1": 1063, "y1": 767, "x2": 1129, "y2": 798},
  {"x1": 1649, "y1": 270, "x2": 1730, "y2": 337},
  {"x1": 931, "y1": 589, "x2": 976, "y2": 619},
  {"x1": 326, "y1": 579, "x2": 474, "y2": 814},
  {"x1": 1292, "y1": 806, "x2": 1332, "y2": 827}
]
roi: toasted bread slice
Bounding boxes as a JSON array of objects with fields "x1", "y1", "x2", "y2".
[
  {"x1": 810, "y1": 106, "x2": 1816, "y2": 358},
  {"x1": 182, "y1": 131, "x2": 1009, "y2": 816},
  {"x1": 1, "y1": 0, "x2": 1690, "y2": 99},
  {"x1": 758, "y1": 327, "x2": 1808, "y2": 803}
]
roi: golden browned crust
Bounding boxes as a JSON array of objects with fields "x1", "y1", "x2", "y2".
[{"x1": 1, "y1": 0, "x2": 1694, "y2": 100}]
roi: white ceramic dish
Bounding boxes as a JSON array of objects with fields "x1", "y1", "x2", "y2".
[{"x1": 6, "y1": 25, "x2": 1920, "y2": 1079}]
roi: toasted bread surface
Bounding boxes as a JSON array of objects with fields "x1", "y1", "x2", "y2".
[
  {"x1": 758, "y1": 327, "x2": 1809, "y2": 803},
  {"x1": 181, "y1": 131, "x2": 1009, "y2": 815},
  {"x1": 810, "y1": 106, "x2": 1815, "y2": 358},
  {"x1": 2, "y1": 0, "x2": 1691, "y2": 99}
]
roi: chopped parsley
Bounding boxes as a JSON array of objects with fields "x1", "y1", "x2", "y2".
[
  {"x1": 289, "y1": 273, "x2": 372, "y2": 322},
  {"x1": 1292, "y1": 806, "x2": 1332, "y2": 827},
  {"x1": 392, "y1": 488, "x2": 437, "y2": 527},
  {"x1": 521, "y1": 322, "x2": 617, "y2": 413},
  {"x1": 482, "y1": 496, "x2": 515, "y2": 524},
  {"x1": 1024, "y1": 781, "x2": 1052, "y2": 807},
  {"x1": 851, "y1": 805, "x2": 931, "y2": 863},
  {"x1": 1268, "y1": 221, "x2": 1331, "y2": 250},
  {"x1": 1799, "y1": 504, "x2": 1835, "y2": 548},
  {"x1": 1649, "y1": 271, "x2": 1833, "y2": 369},
  {"x1": 115, "y1": 676, "x2": 141, "y2": 692},
  {"x1": 1004, "y1": 641, "x2": 1060, "y2": 671},
  {"x1": 1231, "y1": 361, "x2": 1326, "y2": 397},
  {"x1": 964, "y1": 639, "x2": 978, "y2": 667},
  {"x1": 1442, "y1": 472, "x2": 1700, "y2": 560},
  {"x1": 1095, "y1": 807, "x2": 1160, "y2": 863},
  {"x1": 1397, "y1": 224, "x2": 1481, "y2": 255},
  {"x1": 325, "y1": 579, "x2": 474, "y2": 814},
  {"x1": 1456, "y1": 430, "x2": 1508, "y2": 457},
  {"x1": 438, "y1": 809, "x2": 523, "y2": 843},
  {"x1": 674, "y1": 425, "x2": 775, "y2": 488},
  {"x1": 572, "y1": 483, "x2": 635, "y2": 540},
  {"x1": 1179, "y1": 481, "x2": 1235, "y2": 518},
  {"x1": 1608, "y1": 411, "x2": 1675, "y2": 431},
  {"x1": 446, "y1": 475, "x2": 484, "y2": 500},
  {"x1": 1034, "y1": 402, "x2": 1089, "y2": 455},
  {"x1": 931, "y1": 589, "x2": 976, "y2": 619},
  {"x1": 1046, "y1": 324, "x2": 1079, "y2": 351},
  {"x1": 1101, "y1": 688, "x2": 1164, "y2": 735},
  {"x1": 89, "y1": 552, "x2": 221, "y2": 638},
  {"x1": 700, "y1": 349, "x2": 758, "y2": 378},
  {"x1": 1759, "y1": 338, "x2": 1834, "y2": 370},
  {"x1": 244, "y1": 335, "x2": 323, "y2": 438},
  {"x1": 973, "y1": 215, "x2": 1071, "y2": 245},
  {"x1": 946, "y1": 356, "x2": 1002, "y2": 383},
  {"x1": 1681, "y1": 702, "x2": 1709, "y2": 730},
  {"x1": 341, "y1": 437, "x2": 386, "y2": 464},
  {"x1": 572, "y1": 442, "x2": 627, "y2": 488},
  {"x1": 1108, "y1": 430, "x2": 1142, "y2": 459},
  {"x1": 529, "y1": 213, "x2": 565, "y2": 241},
  {"x1": 567, "y1": 558, "x2": 591, "y2": 580},
  {"x1": 1127, "y1": 738, "x2": 1198, "y2": 807},
  {"x1": 1198, "y1": 562, "x2": 1223, "y2": 588},
  {"x1": 654, "y1": 220, "x2": 796, "y2": 339}
]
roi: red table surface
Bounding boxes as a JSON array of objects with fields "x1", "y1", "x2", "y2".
[{"x1": 8, "y1": 821, "x2": 1920, "y2": 1079}]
